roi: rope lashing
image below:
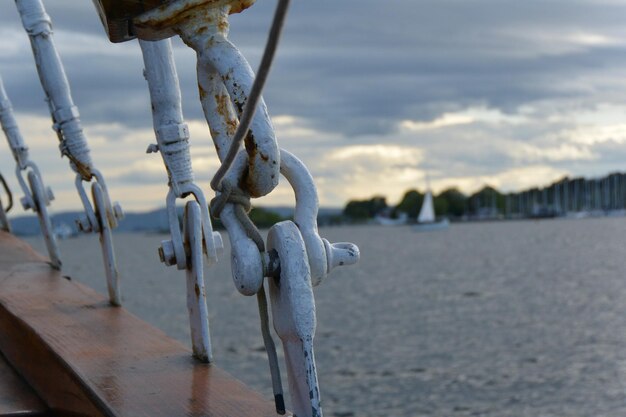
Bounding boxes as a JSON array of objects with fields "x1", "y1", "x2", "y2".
[
  {"x1": 57, "y1": 119, "x2": 93, "y2": 180},
  {"x1": 151, "y1": 123, "x2": 194, "y2": 197},
  {"x1": 18, "y1": 8, "x2": 52, "y2": 37},
  {"x1": 210, "y1": 180, "x2": 251, "y2": 217}
]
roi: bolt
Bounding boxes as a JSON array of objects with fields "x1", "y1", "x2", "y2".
[
  {"x1": 159, "y1": 239, "x2": 176, "y2": 266},
  {"x1": 323, "y1": 239, "x2": 360, "y2": 273},
  {"x1": 113, "y1": 202, "x2": 124, "y2": 220},
  {"x1": 263, "y1": 249, "x2": 281, "y2": 278},
  {"x1": 20, "y1": 196, "x2": 32, "y2": 211},
  {"x1": 76, "y1": 215, "x2": 92, "y2": 233}
]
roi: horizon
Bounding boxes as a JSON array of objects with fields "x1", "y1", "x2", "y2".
[{"x1": 2, "y1": 1, "x2": 626, "y2": 212}]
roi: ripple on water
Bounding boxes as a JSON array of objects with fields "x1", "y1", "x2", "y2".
[{"x1": 23, "y1": 218, "x2": 626, "y2": 416}]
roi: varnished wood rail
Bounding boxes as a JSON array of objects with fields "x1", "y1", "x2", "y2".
[
  {"x1": 0, "y1": 231, "x2": 279, "y2": 416},
  {"x1": 0, "y1": 352, "x2": 49, "y2": 416}
]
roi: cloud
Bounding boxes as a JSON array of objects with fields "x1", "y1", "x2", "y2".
[{"x1": 3, "y1": 0, "x2": 626, "y2": 210}]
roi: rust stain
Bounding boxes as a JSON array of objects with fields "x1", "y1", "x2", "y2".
[
  {"x1": 233, "y1": 101, "x2": 243, "y2": 115},
  {"x1": 214, "y1": 93, "x2": 238, "y2": 136},
  {"x1": 194, "y1": 283, "x2": 200, "y2": 298},
  {"x1": 244, "y1": 131, "x2": 256, "y2": 156},
  {"x1": 217, "y1": 17, "x2": 229, "y2": 33},
  {"x1": 135, "y1": 0, "x2": 256, "y2": 36},
  {"x1": 226, "y1": 119, "x2": 237, "y2": 136},
  {"x1": 214, "y1": 94, "x2": 229, "y2": 117},
  {"x1": 198, "y1": 83, "x2": 207, "y2": 100}
]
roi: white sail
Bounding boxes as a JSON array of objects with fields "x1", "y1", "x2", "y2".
[{"x1": 418, "y1": 190, "x2": 436, "y2": 223}]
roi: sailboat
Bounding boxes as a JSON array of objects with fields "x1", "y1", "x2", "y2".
[{"x1": 413, "y1": 189, "x2": 449, "y2": 231}]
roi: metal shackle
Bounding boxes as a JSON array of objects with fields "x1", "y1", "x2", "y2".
[
  {"x1": 75, "y1": 170, "x2": 124, "y2": 234},
  {"x1": 158, "y1": 186, "x2": 224, "y2": 270},
  {"x1": 222, "y1": 149, "x2": 360, "y2": 296},
  {"x1": 132, "y1": 1, "x2": 280, "y2": 199},
  {"x1": 280, "y1": 149, "x2": 360, "y2": 286}
]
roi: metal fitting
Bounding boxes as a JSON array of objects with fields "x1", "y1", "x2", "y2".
[
  {"x1": 76, "y1": 214, "x2": 92, "y2": 233},
  {"x1": 20, "y1": 195, "x2": 32, "y2": 211},
  {"x1": 113, "y1": 202, "x2": 124, "y2": 220},
  {"x1": 159, "y1": 239, "x2": 177, "y2": 266},
  {"x1": 323, "y1": 239, "x2": 360, "y2": 272}
]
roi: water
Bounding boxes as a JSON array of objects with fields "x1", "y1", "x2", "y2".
[{"x1": 25, "y1": 217, "x2": 626, "y2": 416}]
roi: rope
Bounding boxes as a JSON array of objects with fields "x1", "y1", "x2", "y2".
[
  {"x1": 210, "y1": 180, "x2": 251, "y2": 217},
  {"x1": 210, "y1": 0, "x2": 291, "y2": 193},
  {"x1": 257, "y1": 285, "x2": 286, "y2": 414}
]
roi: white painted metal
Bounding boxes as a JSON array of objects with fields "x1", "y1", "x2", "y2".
[
  {"x1": 217, "y1": 149, "x2": 360, "y2": 297},
  {"x1": 220, "y1": 203, "x2": 265, "y2": 296},
  {"x1": 210, "y1": 148, "x2": 358, "y2": 415},
  {"x1": 184, "y1": 201, "x2": 213, "y2": 362},
  {"x1": 28, "y1": 171, "x2": 62, "y2": 269},
  {"x1": 16, "y1": 0, "x2": 124, "y2": 300},
  {"x1": 15, "y1": 0, "x2": 93, "y2": 178},
  {"x1": 92, "y1": 182, "x2": 121, "y2": 306},
  {"x1": 95, "y1": 0, "x2": 359, "y2": 411},
  {"x1": 280, "y1": 150, "x2": 360, "y2": 286},
  {"x1": 140, "y1": 39, "x2": 222, "y2": 360},
  {"x1": 135, "y1": 3, "x2": 280, "y2": 198},
  {"x1": 0, "y1": 77, "x2": 30, "y2": 171},
  {"x1": 140, "y1": 39, "x2": 220, "y2": 266},
  {"x1": 0, "y1": 74, "x2": 61, "y2": 268},
  {"x1": 267, "y1": 221, "x2": 322, "y2": 417}
]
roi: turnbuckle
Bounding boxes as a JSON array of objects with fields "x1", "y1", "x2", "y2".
[
  {"x1": 17, "y1": 0, "x2": 124, "y2": 295},
  {"x1": 0, "y1": 74, "x2": 61, "y2": 268},
  {"x1": 140, "y1": 38, "x2": 223, "y2": 362}
]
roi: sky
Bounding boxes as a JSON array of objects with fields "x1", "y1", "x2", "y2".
[{"x1": 2, "y1": 0, "x2": 626, "y2": 212}]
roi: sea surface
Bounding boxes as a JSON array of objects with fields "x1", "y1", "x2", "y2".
[{"x1": 25, "y1": 217, "x2": 626, "y2": 417}]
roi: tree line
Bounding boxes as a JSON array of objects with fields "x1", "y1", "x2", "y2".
[{"x1": 343, "y1": 172, "x2": 626, "y2": 221}]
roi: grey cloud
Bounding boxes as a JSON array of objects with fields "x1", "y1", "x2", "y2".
[{"x1": 3, "y1": 0, "x2": 626, "y2": 137}]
